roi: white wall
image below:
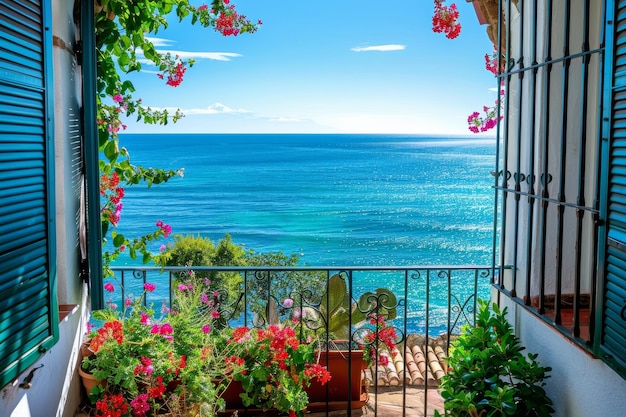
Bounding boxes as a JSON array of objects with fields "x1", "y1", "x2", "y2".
[{"x1": 501, "y1": 297, "x2": 626, "y2": 417}]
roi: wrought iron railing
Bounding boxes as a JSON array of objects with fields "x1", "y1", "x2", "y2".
[{"x1": 107, "y1": 265, "x2": 495, "y2": 416}]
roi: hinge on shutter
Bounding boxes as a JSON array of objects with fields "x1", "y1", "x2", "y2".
[
  {"x1": 75, "y1": 40, "x2": 83, "y2": 65},
  {"x1": 594, "y1": 212, "x2": 605, "y2": 226},
  {"x1": 19, "y1": 365, "x2": 44, "y2": 389},
  {"x1": 80, "y1": 257, "x2": 89, "y2": 284}
]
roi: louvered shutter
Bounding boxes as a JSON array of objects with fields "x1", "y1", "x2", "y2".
[
  {"x1": 0, "y1": 0, "x2": 58, "y2": 388},
  {"x1": 602, "y1": 0, "x2": 626, "y2": 378}
]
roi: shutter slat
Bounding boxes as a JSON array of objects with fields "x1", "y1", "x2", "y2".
[
  {"x1": 0, "y1": 227, "x2": 46, "y2": 256},
  {"x1": 0, "y1": 245, "x2": 47, "y2": 291},
  {"x1": 0, "y1": 277, "x2": 48, "y2": 330}
]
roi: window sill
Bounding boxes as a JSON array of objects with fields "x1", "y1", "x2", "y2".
[{"x1": 59, "y1": 304, "x2": 78, "y2": 323}]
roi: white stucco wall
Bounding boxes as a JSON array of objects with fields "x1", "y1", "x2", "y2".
[
  {"x1": 0, "y1": 289, "x2": 89, "y2": 417},
  {"x1": 501, "y1": 297, "x2": 626, "y2": 417}
]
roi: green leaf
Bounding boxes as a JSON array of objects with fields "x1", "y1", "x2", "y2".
[
  {"x1": 103, "y1": 139, "x2": 118, "y2": 162},
  {"x1": 117, "y1": 54, "x2": 130, "y2": 68},
  {"x1": 113, "y1": 234, "x2": 125, "y2": 247}
]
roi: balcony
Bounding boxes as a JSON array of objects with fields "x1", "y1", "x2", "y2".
[{"x1": 83, "y1": 265, "x2": 496, "y2": 416}]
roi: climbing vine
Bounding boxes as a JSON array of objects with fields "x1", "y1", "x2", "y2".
[{"x1": 96, "y1": 0, "x2": 260, "y2": 276}]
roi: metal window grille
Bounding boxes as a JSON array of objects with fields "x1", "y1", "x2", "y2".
[{"x1": 493, "y1": 0, "x2": 605, "y2": 348}]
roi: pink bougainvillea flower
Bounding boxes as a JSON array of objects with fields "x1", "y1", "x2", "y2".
[
  {"x1": 159, "y1": 323, "x2": 173, "y2": 335},
  {"x1": 130, "y1": 393, "x2": 150, "y2": 416},
  {"x1": 140, "y1": 311, "x2": 150, "y2": 325},
  {"x1": 144, "y1": 282, "x2": 156, "y2": 292},
  {"x1": 160, "y1": 223, "x2": 172, "y2": 238},
  {"x1": 432, "y1": 1, "x2": 461, "y2": 39},
  {"x1": 104, "y1": 282, "x2": 115, "y2": 292}
]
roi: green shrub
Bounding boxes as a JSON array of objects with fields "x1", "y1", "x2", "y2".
[
  {"x1": 155, "y1": 233, "x2": 244, "y2": 296},
  {"x1": 156, "y1": 234, "x2": 325, "y2": 328},
  {"x1": 436, "y1": 300, "x2": 554, "y2": 417}
]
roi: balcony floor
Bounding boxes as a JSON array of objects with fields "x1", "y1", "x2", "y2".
[{"x1": 76, "y1": 386, "x2": 444, "y2": 417}]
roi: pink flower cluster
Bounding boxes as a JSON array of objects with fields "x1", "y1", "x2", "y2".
[
  {"x1": 157, "y1": 61, "x2": 187, "y2": 87},
  {"x1": 151, "y1": 323, "x2": 174, "y2": 341},
  {"x1": 133, "y1": 356, "x2": 154, "y2": 376},
  {"x1": 97, "y1": 94, "x2": 128, "y2": 136},
  {"x1": 361, "y1": 314, "x2": 399, "y2": 367},
  {"x1": 468, "y1": 46, "x2": 506, "y2": 133},
  {"x1": 100, "y1": 172, "x2": 125, "y2": 226},
  {"x1": 432, "y1": 1, "x2": 461, "y2": 39},
  {"x1": 195, "y1": 0, "x2": 262, "y2": 37},
  {"x1": 468, "y1": 96, "x2": 504, "y2": 133},
  {"x1": 130, "y1": 393, "x2": 150, "y2": 416},
  {"x1": 155, "y1": 220, "x2": 172, "y2": 238},
  {"x1": 485, "y1": 44, "x2": 506, "y2": 76}
]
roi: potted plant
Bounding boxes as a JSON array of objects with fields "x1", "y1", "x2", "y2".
[
  {"x1": 300, "y1": 274, "x2": 398, "y2": 409},
  {"x1": 435, "y1": 300, "x2": 554, "y2": 417},
  {"x1": 82, "y1": 277, "x2": 246, "y2": 416},
  {"x1": 304, "y1": 339, "x2": 367, "y2": 411},
  {"x1": 320, "y1": 274, "x2": 398, "y2": 340},
  {"x1": 226, "y1": 324, "x2": 332, "y2": 417}
]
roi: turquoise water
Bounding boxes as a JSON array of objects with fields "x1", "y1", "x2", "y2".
[
  {"x1": 114, "y1": 133, "x2": 497, "y2": 267},
  {"x1": 109, "y1": 134, "x2": 497, "y2": 334}
]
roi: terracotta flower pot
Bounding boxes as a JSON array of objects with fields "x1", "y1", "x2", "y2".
[
  {"x1": 78, "y1": 366, "x2": 106, "y2": 394},
  {"x1": 80, "y1": 338, "x2": 94, "y2": 359},
  {"x1": 220, "y1": 380, "x2": 245, "y2": 408},
  {"x1": 305, "y1": 347, "x2": 367, "y2": 412}
]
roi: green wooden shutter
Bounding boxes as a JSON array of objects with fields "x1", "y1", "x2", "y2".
[
  {"x1": 602, "y1": 0, "x2": 626, "y2": 378},
  {"x1": 0, "y1": 0, "x2": 58, "y2": 388},
  {"x1": 81, "y1": 0, "x2": 105, "y2": 309}
]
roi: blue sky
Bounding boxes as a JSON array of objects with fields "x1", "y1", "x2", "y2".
[{"x1": 123, "y1": 0, "x2": 497, "y2": 135}]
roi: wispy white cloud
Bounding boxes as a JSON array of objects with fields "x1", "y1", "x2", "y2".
[
  {"x1": 137, "y1": 39, "x2": 243, "y2": 64},
  {"x1": 183, "y1": 103, "x2": 252, "y2": 115},
  {"x1": 123, "y1": 102, "x2": 338, "y2": 133},
  {"x1": 145, "y1": 36, "x2": 175, "y2": 47},
  {"x1": 268, "y1": 117, "x2": 305, "y2": 123},
  {"x1": 157, "y1": 49, "x2": 242, "y2": 61},
  {"x1": 351, "y1": 44, "x2": 406, "y2": 52},
  {"x1": 137, "y1": 68, "x2": 160, "y2": 74}
]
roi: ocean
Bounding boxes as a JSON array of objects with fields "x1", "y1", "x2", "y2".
[
  {"x1": 110, "y1": 133, "x2": 497, "y2": 333},
  {"x1": 114, "y1": 133, "x2": 497, "y2": 267}
]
